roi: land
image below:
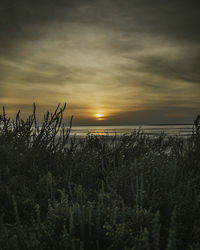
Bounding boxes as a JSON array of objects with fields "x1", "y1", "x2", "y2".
[{"x1": 0, "y1": 105, "x2": 200, "y2": 250}]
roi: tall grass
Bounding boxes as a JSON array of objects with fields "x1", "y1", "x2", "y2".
[{"x1": 0, "y1": 104, "x2": 200, "y2": 249}]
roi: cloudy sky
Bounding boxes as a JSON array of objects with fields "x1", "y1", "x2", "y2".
[{"x1": 0, "y1": 0, "x2": 200, "y2": 125}]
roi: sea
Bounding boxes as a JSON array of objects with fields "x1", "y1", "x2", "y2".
[{"x1": 70, "y1": 124, "x2": 194, "y2": 138}]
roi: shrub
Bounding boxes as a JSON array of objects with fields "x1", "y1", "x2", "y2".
[{"x1": 0, "y1": 104, "x2": 200, "y2": 249}]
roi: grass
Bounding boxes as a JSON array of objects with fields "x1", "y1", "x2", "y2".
[{"x1": 0, "y1": 104, "x2": 200, "y2": 250}]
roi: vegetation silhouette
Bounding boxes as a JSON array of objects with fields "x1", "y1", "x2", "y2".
[{"x1": 0, "y1": 104, "x2": 200, "y2": 249}]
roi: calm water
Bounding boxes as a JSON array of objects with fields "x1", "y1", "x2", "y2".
[{"x1": 70, "y1": 125, "x2": 194, "y2": 137}]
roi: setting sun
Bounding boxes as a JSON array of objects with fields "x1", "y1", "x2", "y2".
[
  {"x1": 94, "y1": 113, "x2": 105, "y2": 121},
  {"x1": 95, "y1": 113, "x2": 103, "y2": 118}
]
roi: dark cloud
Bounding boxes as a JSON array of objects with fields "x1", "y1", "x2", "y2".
[
  {"x1": 135, "y1": 50, "x2": 200, "y2": 85},
  {"x1": 0, "y1": 0, "x2": 200, "y2": 124},
  {"x1": 1, "y1": 0, "x2": 200, "y2": 44}
]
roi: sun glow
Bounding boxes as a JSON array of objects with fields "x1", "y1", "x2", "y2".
[
  {"x1": 94, "y1": 113, "x2": 105, "y2": 121},
  {"x1": 95, "y1": 113, "x2": 103, "y2": 118}
]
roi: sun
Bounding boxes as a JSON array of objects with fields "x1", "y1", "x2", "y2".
[
  {"x1": 94, "y1": 113, "x2": 105, "y2": 121},
  {"x1": 95, "y1": 113, "x2": 103, "y2": 118}
]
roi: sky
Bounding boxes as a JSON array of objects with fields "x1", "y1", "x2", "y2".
[{"x1": 0, "y1": 0, "x2": 200, "y2": 125}]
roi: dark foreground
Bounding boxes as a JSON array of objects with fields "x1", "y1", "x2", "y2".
[{"x1": 0, "y1": 105, "x2": 200, "y2": 250}]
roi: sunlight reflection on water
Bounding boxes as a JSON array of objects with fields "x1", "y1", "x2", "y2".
[{"x1": 70, "y1": 125, "x2": 193, "y2": 137}]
